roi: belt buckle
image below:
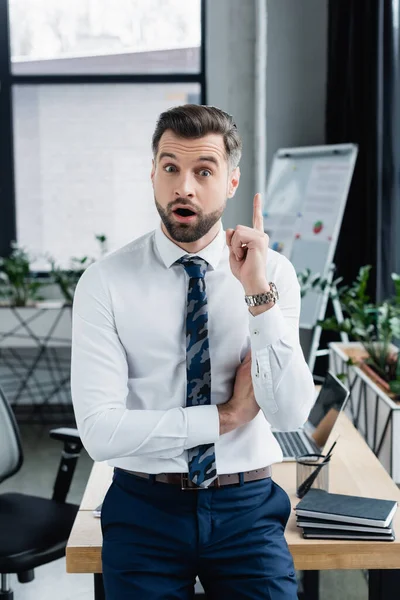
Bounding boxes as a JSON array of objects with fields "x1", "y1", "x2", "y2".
[
  {"x1": 180, "y1": 473, "x2": 220, "y2": 490},
  {"x1": 181, "y1": 473, "x2": 199, "y2": 491}
]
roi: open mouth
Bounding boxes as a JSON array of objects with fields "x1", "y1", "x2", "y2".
[
  {"x1": 172, "y1": 207, "x2": 198, "y2": 222},
  {"x1": 174, "y1": 208, "x2": 197, "y2": 217}
]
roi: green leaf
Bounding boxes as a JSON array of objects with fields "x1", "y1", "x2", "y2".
[
  {"x1": 335, "y1": 372, "x2": 347, "y2": 382},
  {"x1": 389, "y1": 380, "x2": 400, "y2": 395},
  {"x1": 391, "y1": 273, "x2": 400, "y2": 302}
]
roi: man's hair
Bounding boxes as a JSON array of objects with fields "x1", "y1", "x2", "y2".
[{"x1": 152, "y1": 104, "x2": 242, "y2": 169}]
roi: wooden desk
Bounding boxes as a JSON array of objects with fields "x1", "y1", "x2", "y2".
[{"x1": 66, "y1": 412, "x2": 400, "y2": 599}]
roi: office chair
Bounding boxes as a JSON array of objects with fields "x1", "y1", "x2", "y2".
[{"x1": 0, "y1": 385, "x2": 84, "y2": 599}]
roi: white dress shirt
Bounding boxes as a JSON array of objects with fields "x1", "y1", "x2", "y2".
[{"x1": 71, "y1": 223, "x2": 315, "y2": 474}]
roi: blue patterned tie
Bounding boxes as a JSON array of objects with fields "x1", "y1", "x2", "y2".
[{"x1": 177, "y1": 256, "x2": 217, "y2": 488}]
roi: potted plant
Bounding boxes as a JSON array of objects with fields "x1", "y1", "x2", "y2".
[
  {"x1": 47, "y1": 234, "x2": 108, "y2": 305},
  {"x1": 298, "y1": 264, "x2": 400, "y2": 482},
  {"x1": 298, "y1": 265, "x2": 400, "y2": 397},
  {"x1": 0, "y1": 242, "x2": 46, "y2": 307}
]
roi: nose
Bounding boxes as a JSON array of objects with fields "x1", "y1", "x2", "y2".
[{"x1": 174, "y1": 171, "x2": 195, "y2": 199}]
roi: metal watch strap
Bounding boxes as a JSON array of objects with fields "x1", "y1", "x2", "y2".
[{"x1": 244, "y1": 282, "x2": 279, "y2": 307}]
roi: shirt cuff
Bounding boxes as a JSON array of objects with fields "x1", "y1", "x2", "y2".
[
  {"x1": 183, "y1": 404, "x2": 220, "y2": 450},
  {"x1": 248, "y1": 303, "x2": 287, "y2": 350}
]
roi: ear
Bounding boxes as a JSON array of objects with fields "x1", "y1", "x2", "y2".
[
  {"x1": 151, "y1": 159, "x2": 155, "y2": 183},
  {"x1": 227, "y1": 166, "x2": 240, "y2": 198}
]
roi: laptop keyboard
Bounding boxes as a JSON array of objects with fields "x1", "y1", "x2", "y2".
[{"x1": 273, "y1": 431, "x2": 311, "y2": 458}]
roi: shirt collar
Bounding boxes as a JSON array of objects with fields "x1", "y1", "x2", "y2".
[{"x1": 154, "y1": 221, "x2": 226, "y2": 271}]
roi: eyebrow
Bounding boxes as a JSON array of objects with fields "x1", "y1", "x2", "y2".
[
  {"x1": 198, "y1": 155, "x2": 219, "y2": 166},
  {"x1": 158, "y1": 152, "x2": 219, "y2": 166},
  {"x1": 158, "y1": 152, "x2": 177, "y2": 161}
]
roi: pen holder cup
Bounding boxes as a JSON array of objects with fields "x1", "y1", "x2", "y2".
[{"x1": 296, "y1": 453, "x2": 330, "y2": 498}]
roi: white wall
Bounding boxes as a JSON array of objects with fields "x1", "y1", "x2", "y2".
[
  {"x1": 206, "y1": 0, "x2": 257, "y2": 230},
  {"x1": 266, "y1": 0, "x2": 328, "y2": 174},
  {"x1": 206, "y1": 0, "x2": 328, "y2": 228}
]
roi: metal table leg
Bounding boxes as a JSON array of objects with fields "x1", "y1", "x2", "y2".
[
  {"x1": 301, "y1": 570, "x2": 319, "y2": 600},
  {"x1": 368, "y1": 569, "x2": 400, "y2": 600},
  {"x1": 94, "y1": 573, "x2": 105, "y2": 600}
]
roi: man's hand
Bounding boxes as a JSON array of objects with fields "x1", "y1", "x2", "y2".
[
  {"x1": 217, "y1": 350, "x2": 260, "y2": 435},
  {"x1": 226, "y1": 193, "x2": 270, "y2": 295}
]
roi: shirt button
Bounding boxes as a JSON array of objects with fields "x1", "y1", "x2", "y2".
[{"x1": 253, "y1": 329, "x2": 259, "y2": 335}]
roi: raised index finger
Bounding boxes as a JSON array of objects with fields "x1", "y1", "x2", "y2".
[{"x1": 253, "y1": 193, "x2": 264, "y2": 232}]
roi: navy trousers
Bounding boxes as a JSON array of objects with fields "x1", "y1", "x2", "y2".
[{"x1": 101, "y1": 468, "x2": 298, "y2": 599}]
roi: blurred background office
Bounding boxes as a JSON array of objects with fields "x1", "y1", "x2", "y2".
[{"x1": 0, "y1": 1, "x2": 399, "y2": 599}]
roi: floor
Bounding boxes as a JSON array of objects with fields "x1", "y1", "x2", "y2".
[{"x1": 2, "y1": 422, "x2": 368, "y2": 600}]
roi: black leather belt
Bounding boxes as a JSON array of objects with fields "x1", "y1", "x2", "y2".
[{"x1": 118, "y1": 466, "x2": 272, "y2": 490}]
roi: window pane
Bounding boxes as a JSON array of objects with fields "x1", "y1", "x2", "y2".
[
  {"x1": 12, "y1": 83, "x2": 201, "y2": 271},
  {"x1": 9, "y1": 0, "x2": 201, "y2": 74}
]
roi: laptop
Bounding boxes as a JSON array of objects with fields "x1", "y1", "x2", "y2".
[{"x1": 272, "y1": 371, "x2": 349, "y2": 461}]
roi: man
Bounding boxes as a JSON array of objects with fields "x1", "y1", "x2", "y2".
[{"x1": 71, "y1": 104, "x2": 315, "y2": 599}]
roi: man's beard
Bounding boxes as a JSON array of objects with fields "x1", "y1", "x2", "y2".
[{"x1": 155, "y1": 197, "x2": 226, "y2": 243}]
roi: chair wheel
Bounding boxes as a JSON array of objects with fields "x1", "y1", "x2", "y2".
[{"x1": 17, "y1": 570, "x2": 34, "y2": 584}]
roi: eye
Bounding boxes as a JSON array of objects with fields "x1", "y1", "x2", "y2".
[
  {"x1": 164, "y1": 164, "x2": 177, "y2": 173},
  {"x1": 199, "y1": 169, "x2": 212, "y2": 177}
]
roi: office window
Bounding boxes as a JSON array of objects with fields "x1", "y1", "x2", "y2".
[
  {"x1": 13, "y1": 82, "x2": 201, "y2": 271},
  {"x1": 1, "y1": 0, "x2": 204, "y2": 264},
  {"x1": 9, "y1": 0, "x2": 201, "y2": 75}
]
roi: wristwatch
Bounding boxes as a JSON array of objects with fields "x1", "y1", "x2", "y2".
[{"x1": 244, "y1": 282, "x2": 279, "y2": 307}]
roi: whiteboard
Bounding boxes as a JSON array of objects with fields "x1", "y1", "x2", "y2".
[{"x1": 263, "y1": 144, "x2": 358, "y2": 329}]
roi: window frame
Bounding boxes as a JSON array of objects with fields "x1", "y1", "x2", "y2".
[{"x1": 0, "y1": 0, "x2": 206, "y2": 271}]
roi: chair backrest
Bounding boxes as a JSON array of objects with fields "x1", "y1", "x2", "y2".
[{"x1": 0, "y1": 385, "x2": 23, "y2": 484}]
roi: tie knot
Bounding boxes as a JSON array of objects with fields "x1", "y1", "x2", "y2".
[{"x1": 177, "y1": 256, "x2": 208, "y2": 279}]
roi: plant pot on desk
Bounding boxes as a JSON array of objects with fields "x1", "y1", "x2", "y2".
[
  {"x1": 329, "y1": 342, "x2": 400, "y2": 483},
  {"x1": 359, "y1": 360, "x2": 400, "y2": 401}
]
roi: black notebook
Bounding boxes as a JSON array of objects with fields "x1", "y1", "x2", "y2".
[
  {"x1": 302, "y1": 527, "x2": 395, "y2": 541},
  {"x1": 295, "y1": 489, "x2": 398, "y2": 528},
  {"x1": 296, "y1": 516, "x2": 394, "y2": 535}
]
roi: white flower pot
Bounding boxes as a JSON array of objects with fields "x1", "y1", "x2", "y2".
[{"x1": 329, "y1": 342, "x2": 400, "y2": 483}]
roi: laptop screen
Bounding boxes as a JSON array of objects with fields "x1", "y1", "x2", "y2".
[{"x1": 305, "y1": 372, "x2": 349, "y2": 449}]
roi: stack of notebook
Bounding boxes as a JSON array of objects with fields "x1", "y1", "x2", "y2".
[{"x1": 295, "y1": 489, "x2": 397, "y2": 541}]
